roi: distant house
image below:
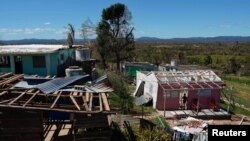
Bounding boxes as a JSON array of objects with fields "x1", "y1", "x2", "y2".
[
  {"x1": 159, "y1": 60, "x2": 209, "y2": 72},
  {"x1": 122, "y1": 62, "x2": 158, "y2": 78},
  {"x1": 0, "y1": 44, "x2": 82, "y2": 76},
  {"x1": 134, "y1": 70, "x2": 223, "y2": 111}
]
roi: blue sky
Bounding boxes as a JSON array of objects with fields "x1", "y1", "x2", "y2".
[{"x1": 0, "y1": 0, "x2": 250, "y2": 40}]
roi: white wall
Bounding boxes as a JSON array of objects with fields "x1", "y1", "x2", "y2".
[{"x1": 135, "y1": 71, "x2": 159, "y2": 108}]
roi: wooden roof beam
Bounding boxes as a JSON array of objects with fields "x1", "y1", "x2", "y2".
[
  {"x1": 82, "y1": 94, "x2": 89, "y2": 111},
  {"x1": 69, "y1": 95, "x2": 81, "y2": 111},
  {"x1": 0, "y1": 91, "x2": 8, "y2": 96},
  {"x1": 99, "y1": 93, "x2": 103, "y2": 111},
  {"x1": 0, "y1": 72, "x2": 13, "y2": 79},
  {"x1": 202, "y1": 81, "x2": 214, "y2": 89},
  {"x1": 88, "y1": 93, "x2": 93, "y2": 111},
  {"x1": 8, "y1": 92, "x2": 26, "y2": 105},
  {"x1": 211, "y1": 81, "x2": 222, "y2": 89},
  {"x1": 50, "y1": 91, "x2": 62, "y2": 109},
  {"x1": 22, "y1": 91, "x2": 39, "y2": 107}
]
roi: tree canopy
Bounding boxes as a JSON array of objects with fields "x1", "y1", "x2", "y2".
[{"x1": 96, "y1": 3, "x2": 135, "y2": 71}]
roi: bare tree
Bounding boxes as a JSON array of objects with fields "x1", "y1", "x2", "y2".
[
  {"x1": 67, "y1": 24, "x2": 75, "y2": 47},
  {"x1": 81, "y1": 18, "x2": 96, "y2": 47}
]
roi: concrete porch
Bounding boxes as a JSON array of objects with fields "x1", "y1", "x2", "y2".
[{"x1": 157, "y1": 109, "x2": 231, "y2": 119}]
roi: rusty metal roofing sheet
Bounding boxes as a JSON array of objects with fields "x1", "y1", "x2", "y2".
[{"x1": 36, "y1": 75, "x2": 89, "y2": 94}]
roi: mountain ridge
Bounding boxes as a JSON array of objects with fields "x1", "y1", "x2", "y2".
[{"x1": 1, "y1": 36, "x2": 250, "y2": 45}]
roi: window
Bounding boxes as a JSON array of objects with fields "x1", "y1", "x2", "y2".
[
  {"x1": 199, "y1": 89, "x2": 211, "y2": 97},
  {"x1": 33, "y1": 56, "x2": 45, "y2": 68},
  {"x1": 0, "y1": 56, "x2": 10, "y2": 67},
  {"x1": 165, "y1": 90, "x2": 179, "y2": 98}
]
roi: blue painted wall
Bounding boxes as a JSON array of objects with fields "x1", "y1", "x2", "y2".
[
  {"x1": 0, "y1": 67, "x2": 11, "y2": 73},
  {"x1": 22, "y1": 55, "x2": 47, "y2": 76},
  {"x1": 48, "y1": 53, "x2": 58, "y2": 76},
  {"x1": 0, "y1": 48, "x2": 75, "y2": 76}
]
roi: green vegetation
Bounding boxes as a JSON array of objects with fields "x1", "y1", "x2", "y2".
[
  {"x1": 220, "y1": 101, "x2": 250, "y2": 116},
  {"x1": 107, "y1": 71, "x2": 134, "y2": 114},
  {"x1": 96, "y1": 3, "x2": 135, "y2": 71},
  {"x1": 131, "y1": 125, "x2": 171, "y2": 141},
  {"x1": 223, "y1": 74, "x2": 250, "y2": 108},
  {"x1": 134, "y1": 42, "x2": 250, "y2": 73}
]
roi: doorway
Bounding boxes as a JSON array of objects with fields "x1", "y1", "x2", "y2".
[
  {"x1": 179, "y1": 88, "x2": 188, "y2": 109},
  {"x1": 14, "y1": 56, "x2": 23, "y2": 74}
]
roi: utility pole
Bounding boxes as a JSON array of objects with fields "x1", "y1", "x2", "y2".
[
  {"x1": 141, "y1": 105, "x2": 144, "y2": 119},
  {"x1": 197, "y1": 89, "x2": 200, "y2": 114},
  {"x1": 227, "y1": 86, "x2": 233, "y2": 113},
  {"x1": 164, "y1": 92, "x2": 166, "y2": 117}
]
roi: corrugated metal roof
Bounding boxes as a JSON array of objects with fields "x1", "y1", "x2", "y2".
[
  {"x1": 135, "y1": 93, "x2": 152, "y2": 106},
  {"x1": 36, "y1": 75, "x2": 89, "y2": 94},
  {"x1": 0, "y1": 44, "x2": 69, "y2": 54},
  {"x1": 14, "y1": 81, "x2": 36, "y2": 89},
  {"x1": 85, "y1": 83, "x2": 113, "y2": 93},
  {"x1": 92, "y1": 75, "x2": 108, "y2": 84}
]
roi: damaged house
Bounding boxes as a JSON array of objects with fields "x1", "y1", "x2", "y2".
[
  {"x1": 134, "y1": 70, "x2": 223, "y2": 111},
  {"x1": 0, "y1": 73, "x2": 113, "y2": 141},
  {"x1": 0, "y1": 44, "x2": 87, "y2": 76}
]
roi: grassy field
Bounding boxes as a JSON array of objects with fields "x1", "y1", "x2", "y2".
[
  {"x1": 220, "y1": 101, "x2": 250, "y2": 116},
  {"x1": 223, "y1": 74, "x2": 250, "y2": 108}
]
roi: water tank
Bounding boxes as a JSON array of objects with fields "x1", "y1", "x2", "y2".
[
  {"x1": 75, "y1": 48, "x2": 90, "y2": 61},
  {"x1": 65, "y1": 66, "x2": 83, "y2": 77}
]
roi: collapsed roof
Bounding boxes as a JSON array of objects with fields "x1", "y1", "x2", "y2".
[
  {"x1": 0, "y1": 73, "x2": 113, "y2": 114},
  {"x1": 155, "y1": 70, "x2": 223, "y2": 90}
]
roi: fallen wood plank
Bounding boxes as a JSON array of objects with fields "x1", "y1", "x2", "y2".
[
  {"x1": 99, "y1": 93, "x2": 103, "y2": 111},
  {"x1": 0, "y1": 91, "x2": 8, "y2": 96},
  {"x1": 0, "y1": 72, "x2": 12, "y2": 79},
  {"x1": 8, "y1": 92, "x2": 26, "y2": 105},
  {"x1": 70, "y1": 95, "x2": 81, "y2": 111},
  {"x1": 0, "y1": 74, "x2": 24, "y2": 86},
  {"x1": 101, "y1": 93, "x2": 110, "y2": 111},
  {"x1": 50, "y1": 91, "x2": 62, "y2": 108},
  {"x1": 22, "y1": 91, "x2": 39, "y2": 107},
  {"x1": 0, "y1": 98, "x2": 15, "y2": 104}
]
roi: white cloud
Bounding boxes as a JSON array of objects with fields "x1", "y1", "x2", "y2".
[
  {"x1": 0, "y1": 27, "x2": 56, "y2": 35},
  {"x1": 0, "y1": 27, "x2": 92, "y2": 39},
  {"x1": 44, "y1": 22, "x2": 51, "y2": 25},
  {"x1": 55, "y1": 28, "x2": 67, "y2": 35},
  {"x1": 135, "y1": 30, "x2": 161, "y2": 36},
  {"x1": 135, "y1": 30, "x2": 145, "y2": 34}
]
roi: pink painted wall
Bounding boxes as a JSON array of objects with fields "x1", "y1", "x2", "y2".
[
  {"x1": 156, "y1": 85, "x2": 221, "y2": 110},
  {"x1": 156, "y1": 85, "x2": 179, "y2": 110}
]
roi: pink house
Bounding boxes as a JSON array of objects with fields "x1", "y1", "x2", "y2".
[{"x1": 134, "y1": 70, "x2": 223, "y2": 111}]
